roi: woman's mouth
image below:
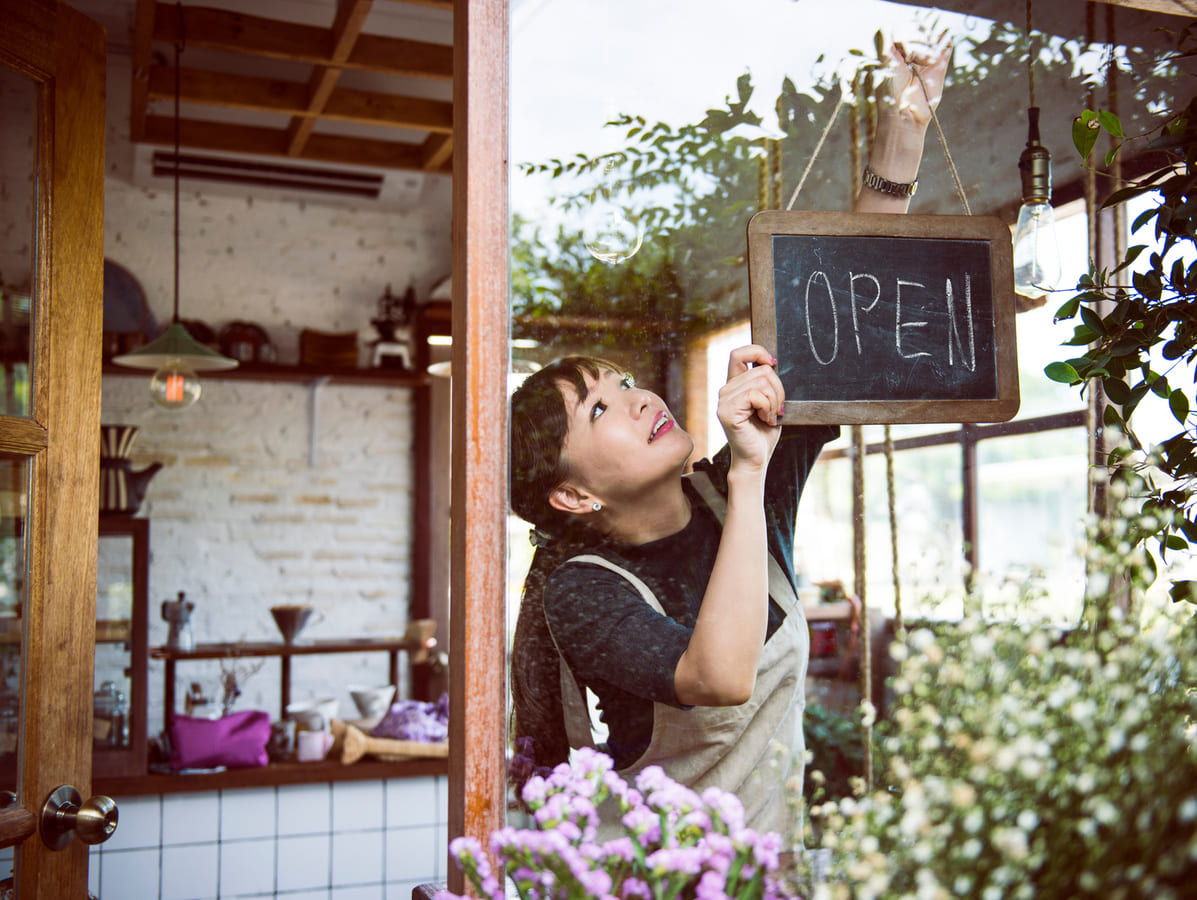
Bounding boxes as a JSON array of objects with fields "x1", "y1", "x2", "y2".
[{"x1": 648, "y1": 412, "x2": 672, "y2": 443}]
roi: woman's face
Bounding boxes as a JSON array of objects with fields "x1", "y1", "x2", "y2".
[{"x1": 554, "y1": 367, "x2": 694, "y2": 508}]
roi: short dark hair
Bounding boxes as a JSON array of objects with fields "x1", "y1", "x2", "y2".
[{"x1": 508, "y1": 356, "x2": 622, "y2": 534}]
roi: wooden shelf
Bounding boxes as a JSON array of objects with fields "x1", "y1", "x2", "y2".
[
  {"x1": 150, "y1": 635, "x2": 432, "y2": 662},
  {"x1": 152, "y1": 623, "x2": 437, "y2": 726},
  {"x1": 94, "y1": 755, "x2": 448, "y2": 797},
  {"x1": 103, "y1": 360, "x2": 430, "y2": 388}
]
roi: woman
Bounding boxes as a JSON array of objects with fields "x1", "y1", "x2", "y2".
[{"x1": 509, "y1": 38, "x2": 951, "y2": 841}]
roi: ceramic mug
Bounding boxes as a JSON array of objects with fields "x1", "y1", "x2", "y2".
[
  {"x1": 295, "y1": 728, "x2": 334, "y2": 762},
  {"x1": 286, "y1": 698, "x2": 338, "y2": 733}
]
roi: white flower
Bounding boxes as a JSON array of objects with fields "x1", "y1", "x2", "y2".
[
  {"x1": 1106, "y1": 729, "x2": 1127, "y2": 753},
  {"x1": 963, "y1": 808, "x2": 984, "y2": 834},
  {"x1": 951, "y1": 783, "x2": 976, "y2": 808},
  {"x1": 1180, "y1": 797, "x2": 1197, "y2": 823},
  {"x1": 859, "y1": 700, "x2": 876, "y2": 728},
  {"x1": 993, "y1": 826, "x2": 1029, "y2": 861}
]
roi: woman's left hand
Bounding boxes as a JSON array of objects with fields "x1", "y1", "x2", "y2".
[{"x1": 717, "y1": 344, "x2": 784, "y2": 472}]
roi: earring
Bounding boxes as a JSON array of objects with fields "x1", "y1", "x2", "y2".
[{"x1": 592, "y1": 502, "x2": 602, "y2": 512}]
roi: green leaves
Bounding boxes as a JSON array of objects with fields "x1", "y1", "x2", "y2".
[
  {"x1": 1052, "y1": 91, "x2": 1197, "y2": 607},
  {"x1": 1044, "y1": 361, "x2": 1080, "y2": 385}
]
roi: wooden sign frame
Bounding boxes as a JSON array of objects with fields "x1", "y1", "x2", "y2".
[{"x1": 747, "y1": 210, "x2": 1020, "y2": 425}]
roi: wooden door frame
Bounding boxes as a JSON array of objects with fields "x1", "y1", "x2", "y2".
[
  {"x1": 446, "y1": 0, "x2": 508, "y2": 891},
  {"x1": 0, "y1": 1, "x2": 106, "y2": 895}
]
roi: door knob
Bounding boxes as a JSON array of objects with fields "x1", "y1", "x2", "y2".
[{"x1": 39, "y1": 785, "x2": 118, "y2": 850}]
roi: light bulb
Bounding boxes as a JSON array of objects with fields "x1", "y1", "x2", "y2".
[
  {"x1": 1012, "y1": 199, "x2": 1062, "y2": 298},
  {"x1": 1013, "y1": 107, "x2": 1061, "y2": 300},
  {"x1": 150, "y1": 360, "x2": 201, "y2": 409}
]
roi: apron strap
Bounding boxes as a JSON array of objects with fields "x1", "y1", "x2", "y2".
[{"x1": 550, "y1": 553, "x2": 662, "y2": 750}]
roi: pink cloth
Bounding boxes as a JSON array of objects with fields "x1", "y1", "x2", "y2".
[{"x1": 169, "y1": 710, "x2": 271, "y2": 770}]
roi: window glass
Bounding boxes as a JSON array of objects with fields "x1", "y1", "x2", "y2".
[
  {"x1": 798, "y1": 442, "x2": 966, "y2": 619},
  {"x1": 974, "y1": 429, "x2": 1089, "y2": 623}
]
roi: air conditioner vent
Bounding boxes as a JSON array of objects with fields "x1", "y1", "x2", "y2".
[{"x1": 152, "y1": 152, "x2": 384, "y2": 200}]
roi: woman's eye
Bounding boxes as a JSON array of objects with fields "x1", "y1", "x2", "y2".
[
  {"x1": 620, "y1": 373, "x2": 635, "y2": 390},
  {"x1": 590, "y1": 400, "x2": 607, "y2": 421}
]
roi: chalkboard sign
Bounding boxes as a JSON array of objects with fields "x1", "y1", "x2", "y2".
[{"x1": 747, "y1": 210, "x2": 1019, "y2": 425}]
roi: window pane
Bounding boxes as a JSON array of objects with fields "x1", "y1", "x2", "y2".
[
  {"x1": 975, "y1": 429, "x2": 1089, "y2": 623},
  {"x1": 799, "y1": 442, "x2": 966, "y2": 620}
]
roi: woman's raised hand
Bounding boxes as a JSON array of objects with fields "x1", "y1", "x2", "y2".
[
  {"x1": 717, "y1": 344, "x2": 784, "y2": 472},
  {"x1": 879, "y1": 32, "x2": 952, "y2": 129}
]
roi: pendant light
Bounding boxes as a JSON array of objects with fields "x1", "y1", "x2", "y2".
[
  {"x1": 1011, "y1": 0, "x2": 1062, "y2": 301},
  {"x1": 114, "y1": 9, "x2": 237, "y2": 408}
]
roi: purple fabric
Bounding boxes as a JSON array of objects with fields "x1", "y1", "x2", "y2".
[
  {"x1": 369, "y1": 692, "x2": 448, "y2": 742},
  {"x1": 169, "y1": 710, "x2": 271, "y2": 770}
]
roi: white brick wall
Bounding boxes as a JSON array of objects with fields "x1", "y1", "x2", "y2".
[{"x1": 101, "y1": 376, "x2": 421, "y2": 726}]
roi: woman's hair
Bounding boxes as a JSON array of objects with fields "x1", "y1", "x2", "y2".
[{"x1": 507, "y1": 356, "x2": 622, "y2": 792}]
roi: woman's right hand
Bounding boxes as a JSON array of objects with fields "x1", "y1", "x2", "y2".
[{"x1": 717, "y1": 344, "x2": 784, "y2": 472}]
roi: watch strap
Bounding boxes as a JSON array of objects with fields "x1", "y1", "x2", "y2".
[{"x1": 862, "y1": 166, "x2": 918, "y2": 198}]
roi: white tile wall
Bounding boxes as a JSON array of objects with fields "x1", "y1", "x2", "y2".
[{"x1": 91, "y1": 775, "x2": 447, "y2": 900}]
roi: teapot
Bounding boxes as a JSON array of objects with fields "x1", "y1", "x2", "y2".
[{"x1": 99, "y1": 424, "x2": 163, "y2": 515}]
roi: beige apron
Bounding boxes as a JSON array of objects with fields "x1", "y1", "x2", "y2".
[{"x1": 553, "y1": 470, "x2": 809, "y2": 847}]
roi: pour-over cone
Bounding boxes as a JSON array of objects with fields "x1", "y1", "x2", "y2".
[{"x1": 271, "y1": 605, "x2": 313, "y2": 644}]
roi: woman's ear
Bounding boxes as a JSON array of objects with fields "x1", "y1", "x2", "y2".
[{"x1": 548, "y1": 483, "x2": 595, "y2": 516}]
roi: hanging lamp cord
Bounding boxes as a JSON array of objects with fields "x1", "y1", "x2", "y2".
[{"x1": 172, "y1": 3, "x2": 185, "y2": 325}]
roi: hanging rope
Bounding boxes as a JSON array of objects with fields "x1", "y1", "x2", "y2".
[
  {"x1": 885, "y1": 426, "x2": 902, "y2": 633},
  {"x1": 846, "y1": 74, "x2": 874, "y2": 791},
  {"x1": 785, "y1": 92, "x2": 846, "y2": 211},
  {"x1": 911, "y1": 67, "x2": 971, "y2": 216}
]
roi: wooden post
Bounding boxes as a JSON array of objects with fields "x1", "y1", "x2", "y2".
[{"x1": 447, "y1": 0, "x2": 510, "y2": 892}]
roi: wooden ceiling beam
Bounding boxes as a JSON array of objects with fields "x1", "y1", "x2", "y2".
[
  {"x1": 286, "y1": 0, "x2": 376, "y2": 156},
  {"x1": 146, "y1": 65, "x2": 452, "y2": 132},
  {"x1": 152, "y1": 2, "x2": 452, "y2": 80},
  {"x1": 422, "y1": 132, "x2": 452, "y2": 171},
  {"x1": 143, "y1": 113, "x2": 451, "y2": 173},
  {"x1": 1089, "y1": 0, "x2": 1196, "y2": 14},
  {"x1": 381, "y1": 0, "x2": 453, "y2": 10}
]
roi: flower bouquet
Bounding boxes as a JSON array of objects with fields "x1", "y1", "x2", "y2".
[{"x1": 437, "y1": 746, "x2": 794, "y2": 900}]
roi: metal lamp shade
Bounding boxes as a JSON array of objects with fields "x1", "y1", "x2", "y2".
[{"x1": 112, "y1": 321, "x2": 239, "y2": 372}]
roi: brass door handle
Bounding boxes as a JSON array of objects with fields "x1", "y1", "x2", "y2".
[{"x1": 39, "y1": 785, "x2": 118, "y2": 850}]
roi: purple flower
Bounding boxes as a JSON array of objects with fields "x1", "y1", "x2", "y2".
[
  {"x1": 620, "y1": 878, "x2": 652, "y2": 899},
  {"x1": 645, "y1": 845, "x2": 706, "y2": 877},
  {"x1": 699, "y1": 832, "x2": 736, "y2": 875},
  {"x1": 621, "y1": 804, "x2": 662, "y2": 842},
  {"x1": 702, "y1": 787, "x2": 746, "y2": 831},
  {"x1": 522, "y1": 775, "x2": 549, "y2": 809},
  {"x1": 696, "y1": 869, "x2": 732, "y2": 900},
  {"x1": 601, "y1": 836, "x2": 637, "y2": 863},
  {"x1": 751, "y1": 830, "x2": 783, "y2": 871}
]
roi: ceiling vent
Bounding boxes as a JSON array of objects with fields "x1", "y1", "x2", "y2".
[
  {"x1": 153, "y1": 151, "x2": 384, "y2": 200},
  {"x1": 133, "y1": 147, "x2": 429, "y2": 212}
]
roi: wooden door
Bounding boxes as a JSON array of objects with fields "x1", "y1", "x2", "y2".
[{"x1": 0, "y1": 0, "x2": 107, "y2": 896}]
